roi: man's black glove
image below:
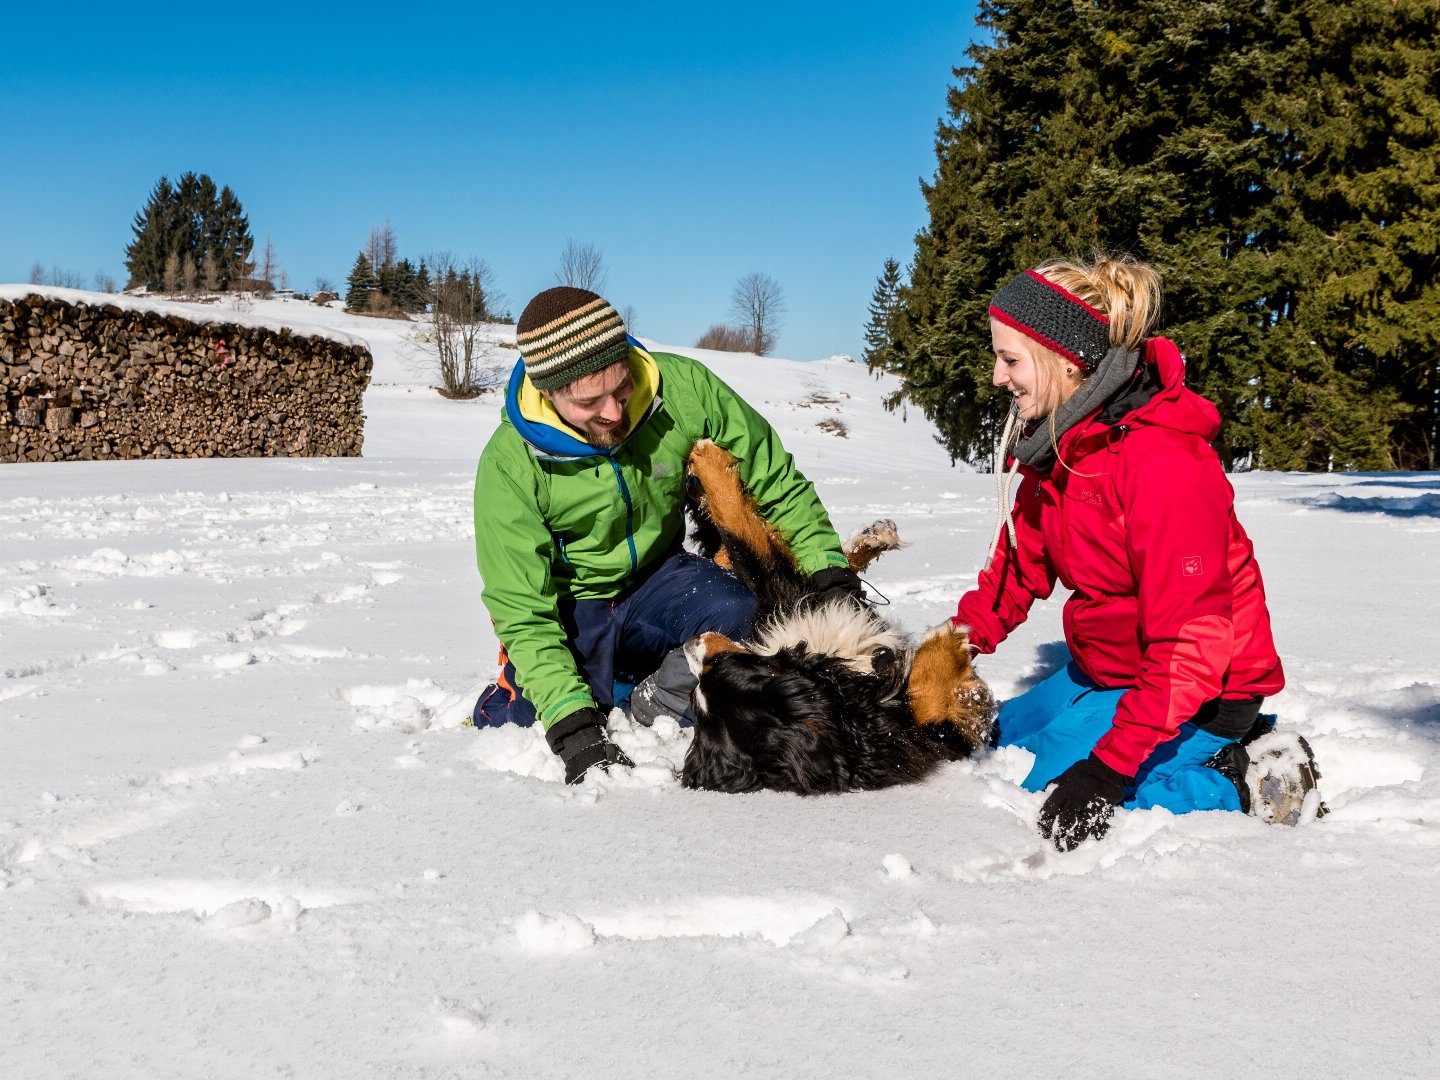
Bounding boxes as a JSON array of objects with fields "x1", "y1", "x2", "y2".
[
  {"x1": 544, "y1": 708, "x2": 634, "y2": 785},
  {"x1": 1037, "y1": 753, "x2": 1129, "y2": 851},
  {"x1": 808, "y1": 565, "x2": 867, "y2": 607}
]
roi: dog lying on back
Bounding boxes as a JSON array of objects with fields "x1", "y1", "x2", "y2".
[{"x1": 680, "y1": 439, "x2": 994, "y2": 795}]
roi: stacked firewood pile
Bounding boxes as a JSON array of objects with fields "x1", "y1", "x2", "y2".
[{"x1": 1, "y1": 293, "x2": 372, "y2": 463}]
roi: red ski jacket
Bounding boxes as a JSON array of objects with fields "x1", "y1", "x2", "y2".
[{"x1": 953, "y1": 337, "x2": 1284, "y2": 777}]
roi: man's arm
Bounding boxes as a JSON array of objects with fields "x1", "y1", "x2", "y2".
[{"x1": 474, "y1": 445, "x2": 595, "y2": 728}]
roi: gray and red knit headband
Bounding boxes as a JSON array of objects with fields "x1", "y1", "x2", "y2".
[{"x1": 988, "y1": 270, "x2": 1111, "y2": 372}]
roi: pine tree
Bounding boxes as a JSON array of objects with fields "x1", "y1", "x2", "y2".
[
  {"x1": 345, "y1": 251, "x2": 379, "y2": 312},
  {"x1": 888, "y1": 0, "x2": 1436, "y2": 470},
  {"x1": 124, "y1": 173, "x2": 253, "y2": 292},
  {"x1": 124, "y1": 177, "x2": 178, "y2": 291},
  {"x1": 862, "y1": 258, "x2": 903, "y2": 376},
  {"x1": 210, "y1": 185, "x2": 254, "y2": 286},
  {"x1": 1253, "y1": 0, "x2": 1438, "y2": 469}
]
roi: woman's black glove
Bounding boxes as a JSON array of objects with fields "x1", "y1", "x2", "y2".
[
  {"x1": 545, "y1": 708, "x2": 634, "y2": 785},
  {"x1": 1037, "y1": 753, "x2": 1129, "y2": 851},
  {"x1": 808, "y1": 565, "x2": 867, "y2": 607}
]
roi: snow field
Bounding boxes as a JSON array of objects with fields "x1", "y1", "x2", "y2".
[{"x1": 2, "y1": 294, "x2": 1438, "y2": 1078}]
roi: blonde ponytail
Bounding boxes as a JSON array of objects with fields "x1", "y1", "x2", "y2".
[{"x1": 1033, "y1": 254, "x2": 1162, "y2": 348}]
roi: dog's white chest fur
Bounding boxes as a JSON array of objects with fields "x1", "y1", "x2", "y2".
[{"x1": 752, "y1": 601, "x2": 905, "y2": 673}]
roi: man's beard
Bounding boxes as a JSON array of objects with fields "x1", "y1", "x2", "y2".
[{"x1": 584, "y1": 414, "x2": 632, "y2": 448}]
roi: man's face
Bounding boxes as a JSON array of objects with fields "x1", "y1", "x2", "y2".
[{"x1": 542, "y1": 360, "x2": 634, "y2": 448}]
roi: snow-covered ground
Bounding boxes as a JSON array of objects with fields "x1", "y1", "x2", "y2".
[{"x1": 3, "y1": 294, "x2": 1437, "y2": 1078}]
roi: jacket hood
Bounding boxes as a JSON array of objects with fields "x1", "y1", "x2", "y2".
[
  {"x1": 503, "y1": 336, "x2": 661, "y2": 460},
  {"x1": 1062, "y1": 336, "x2": 1219, "y2": 453},
  {"x1": 1125, "y1": 336, "x2": 1220, "y2": 441}
]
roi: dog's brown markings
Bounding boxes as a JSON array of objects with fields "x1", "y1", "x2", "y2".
[
  {"x1": 907, "y1": 622, "x2": 996, "y2": 750},
  {"x1": 686, "y1": 439, "x2": 794, "y2": 569},
  {"x1": 842, "y1": 519, "x2": 902, "y2": 573},
  {"x1": 694, "y1": 631, "x2": 750, "y2": 673}
]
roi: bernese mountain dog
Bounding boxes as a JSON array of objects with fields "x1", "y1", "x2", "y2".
[{"x1": 680, "y1": 439, "x2": 994, "y2": 795}]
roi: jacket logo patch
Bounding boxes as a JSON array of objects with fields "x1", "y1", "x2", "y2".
[
  {"x1": 651, "y1": 462, "x2": 674, "y2": 480},
  {"x1": 1181, "y1": 555, "x2": 1203, "y2": 577},
  {"x1": 1076, "y1": 487, "x2": 1105, "y2": 506}
]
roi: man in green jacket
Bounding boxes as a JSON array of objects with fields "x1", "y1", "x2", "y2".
[{"x1": 473, "y1": 286, "x2": 861, "y2": 783}]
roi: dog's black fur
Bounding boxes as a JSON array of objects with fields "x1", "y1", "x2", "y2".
[
  {"x1": 682, "y1": 633, "x2": 950, "y2": 794},
  {"x1": 679, "y1": 440, "x2": 991, "y2": 795}
]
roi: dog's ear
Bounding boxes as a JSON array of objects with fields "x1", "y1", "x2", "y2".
[{"x1": 682, "y1": 733, "x2": 759, "y2": 793}]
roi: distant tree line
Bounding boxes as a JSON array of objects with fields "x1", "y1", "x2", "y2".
[
  {"x1": 874, "y1": 0, "x2": 1438, "y2": 471},
  {"x1": 124, "y1": 173, "x2": 256, "y2": 294},
  {"x1": 28, "y1": 263, "x2": 114, "y2": 292},
  {"x1": 344, "y1": 225, "x2": 431, "y2": 315}
]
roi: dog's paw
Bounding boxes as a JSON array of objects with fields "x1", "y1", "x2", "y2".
[
  {"x1": 843, "y1": 519, "x2": 903, "y2": 572},
  {"x1": 907, "y1": 622, "x2": 994, "y2": 755},
  {"x1": 687, "y1": 438, "x2": 740, "y2": 479},
  {"x1": 919, "y1": 619, "x2": 968, "y2": 645}
]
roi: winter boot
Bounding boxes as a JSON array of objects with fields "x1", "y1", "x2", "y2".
[
  {"x1": 1203, "y1": 741, "x2": 1253, "y2": 814},
  {"x1": 1243, "y1": 729, "x2": 1328, "y2": 826}
]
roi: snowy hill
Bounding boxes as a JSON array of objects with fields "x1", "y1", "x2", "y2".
[{"x1": 3, "y1": 293, "x2": 1437, "y2": 1078}]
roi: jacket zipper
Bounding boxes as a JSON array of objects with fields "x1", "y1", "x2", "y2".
[{"x1": 607, "y1": 457, "x2": 639, "y2": 573}]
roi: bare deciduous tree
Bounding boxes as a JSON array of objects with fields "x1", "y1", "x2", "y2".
[
  {"x1": 94, "y1": 270, "x2": 117, "y2": 293},
  {"x1": 30, "y1": 264, "x2": 86, "y2": 289},
  {"x1": 729, "y1": 271, "x2": 786, "y2": 356},
  {"x1": 258, "y1": 236, "x2": 280, "y2": 289},
  {"x1": 366, "y1": 224, "x2": 398, "y2": 273},
  {"x1": 555, "y1": 239, "x2": 609, "y2": 293},
  {"x1": 620, "y1": 304, "x2": 638, "y2": 336},
  {"x1": 425, "y1": 252, "x2": 502, "y2": 398},
  {"x1": 163, "y1": 251, "x2": 182, "y2": 294},
  {"x1": 202, "y1": 252, "x2": 221, "y2": 292}
]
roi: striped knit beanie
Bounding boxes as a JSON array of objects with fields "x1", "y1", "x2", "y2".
[
  {"x1": 988, "y1": 270, "x2": 1111, "y2": 372},
  {"x1": 515, "y1": 287, "x2": 629, "y2": 390}
]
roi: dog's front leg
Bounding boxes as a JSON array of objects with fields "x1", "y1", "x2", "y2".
[{"x1": 686, "y1": 439, "x2": 791, "y2": 569}]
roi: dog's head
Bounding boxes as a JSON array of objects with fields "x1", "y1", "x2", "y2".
[{"x1": 680, "y1": 632, "x2": 858, "y2": 795}]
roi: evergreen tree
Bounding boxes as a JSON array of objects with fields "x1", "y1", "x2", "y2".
[
  {"x1": 862, "y1": 258, "x2": 904, "y2": 376},
  {"x1": 123, "y1": 173, "x2": 254, "y2": 292},
  {"x1": 384, "y1": 258, "x2": 429, "y2": 313},
  {"x1": 209, "y1": 185, "x2": 254, "y2": 285},
  {"x1": 124, "y1": 177, "x2": 177, "y2": 292},
  {"x1": 345, "y1": 251, "x2": 379, "y2": 312},
  {"x1": 1254, "y1": 0, "x2": 1438, "y2": 469},
  {"x1": 889, "y1": 0, "x2": 1437, "y2": 470}
]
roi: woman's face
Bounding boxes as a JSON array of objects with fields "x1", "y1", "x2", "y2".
[{"x1": 990, "y1": 319, "x2": 1076, "y2": 421}]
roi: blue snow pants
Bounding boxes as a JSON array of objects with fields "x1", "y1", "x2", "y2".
[
  {"x1": 472, "y1": 550, "x2": 757, "y2": 729},
  {"x1": 997, "y1": 662, "x2": 1244, "y2": 814}
]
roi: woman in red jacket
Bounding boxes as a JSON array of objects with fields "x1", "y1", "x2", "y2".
[{"x1": 954, "y1": 254, "x2": 1324, "y2": 851}]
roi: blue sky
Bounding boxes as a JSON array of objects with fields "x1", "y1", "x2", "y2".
[{"x1": 1, "y1": 2, "x2": 980, "y2": 360}]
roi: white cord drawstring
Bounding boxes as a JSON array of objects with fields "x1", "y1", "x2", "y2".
[{"x1": 984, "y1": 405, "x2": 1022, "y2": 571}]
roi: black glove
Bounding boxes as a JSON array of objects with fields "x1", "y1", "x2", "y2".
[
  {"x1": 1037, "y1": 753, "x2": 1129, "y2": 852},
  {"x1": 545, "y1": 708, "x2": 634, "y2": 785},
  {"x1": 808, "y1": 565, "x2": 867, "y2": 607}
]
